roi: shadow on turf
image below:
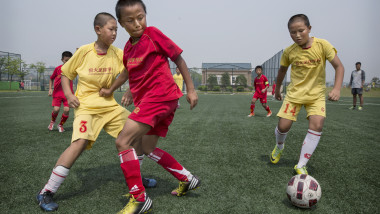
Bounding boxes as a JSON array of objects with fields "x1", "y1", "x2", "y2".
[
  {"x1": 282, "y1": 199, "x2": 318, "y2": 211},
  {"x1": 56, "y1": 163, "x2": 200, "y2": 201},
  {"x1": 259, "y1": 154, "x2": 297, "y2": 167}
]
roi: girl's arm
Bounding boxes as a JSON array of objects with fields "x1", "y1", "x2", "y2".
[
  {"x1": 328, "y1": 55, "x2": 345, "y2": 101},
  {"x1": 99, "y1": 69, "x2": 129, "y2": 97},
  {"x1": 62, "y1": 75, "x2": 80, "y2": 108},
  {"x1": 275, "y1": 66, "x2": 288, "y2": 101},
  {"x1": 174, "y1": 55, "x2": 198, "y2": 110}
]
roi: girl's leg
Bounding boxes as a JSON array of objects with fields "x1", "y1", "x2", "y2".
[
  {"x1": 296, "y1": 115, "x2": 324, "y2": 169},
  {"x1": 116, "y1": 119, "x2": 151, "y2": 201},
  {"x1": 40, "y1": 139, "x2": 88, "y2": 194}
]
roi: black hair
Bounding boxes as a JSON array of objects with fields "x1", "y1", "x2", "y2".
[
  {"x1": 61, "y1": 51, "x2": 73, "y2": 59},
  {"x1": 356, "y1": 62, "x2": 361, "y2": 65},
  {"x1": 94, "y1": 12, "x2": 116, "y2": 28},
  {"x1": 255, "y1": 65, "x2": 263, "y2": 71},
  {"x1": 288, "y1": 14, "x2": 310, "y2": 29},
  {"x1": 115, "y1": 0, "x2": 147, "y2": 20}
]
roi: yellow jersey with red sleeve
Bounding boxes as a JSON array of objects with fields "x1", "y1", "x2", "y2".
[
  {"x1": 280, "y1": 37, "x2": 337, "y2": 103},
  {"x1": 61, "y1": 42, "x2": 125, "y2": 115}
]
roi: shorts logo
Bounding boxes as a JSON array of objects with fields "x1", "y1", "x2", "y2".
[
  {"x1": 321, "y1": 107, "x2": 325, "y2": 112},
  {"x1": 79, "y1": 120, "x2": 87, "y2": 133},
  {"x1": 133, "y1": 107, "x2": 140, "y2": 114}
]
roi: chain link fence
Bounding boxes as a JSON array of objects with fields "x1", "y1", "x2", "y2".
[{"x1": 261, "y1": 50, "x2": 287, "y2": 93}]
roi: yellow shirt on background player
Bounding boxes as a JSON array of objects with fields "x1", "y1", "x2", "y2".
[
  {"x1": 281, "y1": 37, "x2": 337, "y2": 103},
  {"x1": 173, "y1": 73, "x2": 184, "y2": 91},
  {"x1": 62, "y1": 43, "x2": 125, "y2": 115}
]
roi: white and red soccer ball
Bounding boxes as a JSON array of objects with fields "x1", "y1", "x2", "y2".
[{"x1": 286, "y1": 174, "x2": 322, "y2": 208}]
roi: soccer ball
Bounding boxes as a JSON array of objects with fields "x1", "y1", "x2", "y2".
[{"x1": 286, "y1": 174, "x2": 322, "y2": 208}]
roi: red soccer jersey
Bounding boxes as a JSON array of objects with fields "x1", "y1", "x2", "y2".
[
  {"x1": 123, "y1": 27, "x2": 183, "y2": 105},
  {"x1": 50, "y1": 65, "x2": 73, "y2": 98},
  {"x1": 254, "y1": 74, "x2": 269, "y2": 97}
]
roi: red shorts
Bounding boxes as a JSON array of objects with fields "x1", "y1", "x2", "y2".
[
  {"x1": 52, "y1": 96, "x2": 69, "y2": 107},
  {"x1": 128, "y1": 99, "x2": 178, "y2": 137},
  {"x1": 253, "y1": 92, "x2": 267, "y2": 103}
]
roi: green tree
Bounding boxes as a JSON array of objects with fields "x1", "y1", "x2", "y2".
[
  {"x1": 0, "y1": 57, "x2": 6, "y2": 81},
  {"x1": 372, "y1": 77, "x2": 379, "y2": 84},
  {"x1": 18, "y1": 62, "x2": 30, "y2": 81},
  {"x1": 221, "y1": 72, "x2": 230, "y2": 88},
  {"x1": 236, "y1": 75, "x2": 247, "y2": 87},
  {"x1": 5, "y1": 57, "x2": 22, "y2": 89},
  {"x1": 30, "y1": 61, "x2": 46, "y2": 90},
  {"x1": 207, "y1": 74, "x2": 218, "y2": 90}
]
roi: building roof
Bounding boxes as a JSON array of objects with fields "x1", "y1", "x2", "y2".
[{"x1": 202, "y1": 63, "x2": 252, "y2": 70}]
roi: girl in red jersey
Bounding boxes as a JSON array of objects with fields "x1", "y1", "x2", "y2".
[
  {"x1": 100, "y1": 0, "x2": 200, "y2": 213},
  {"x1": 248, "y1": 65, "x2": 272, "y2": 117}
]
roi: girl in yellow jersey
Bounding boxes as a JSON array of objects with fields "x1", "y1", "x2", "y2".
[
  {"x1": 269, "y1": 14, "x2": 344, "y2": 175},
  {"x1": 36, "y1": 12, "x2": 154, "y2": 212}
]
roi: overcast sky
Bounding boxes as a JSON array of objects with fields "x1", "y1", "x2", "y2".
[{"x1": 1, "y1": 0, "x2": 379, "y2": 82}]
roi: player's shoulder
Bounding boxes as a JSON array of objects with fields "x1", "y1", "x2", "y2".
[
  {"x1": 75, "y1": 43, "x2": 94, "y2": 57},
  {"x1": 283, "y1": 43, "x2": 299, "y2": 55},
  {"x1": 109, "y1": 45, "x2": 123, "y2": 55},
  {"x1": 313, "y1": 37, "x2": 334, "y2": 49}
]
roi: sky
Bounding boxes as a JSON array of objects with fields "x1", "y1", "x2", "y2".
[{"x1": 1, "y1": 0, "x2": 379, "y2": 83}]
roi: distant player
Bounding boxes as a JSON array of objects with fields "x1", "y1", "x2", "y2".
[
  {"x1": 248, "y1": 65, "x2": 272, "y2": 117},
  {"x1": 173, "y1": 67, "x2": 184, "y2": 108},
  {"x1": 48, "y1": 51, "x2": 73, "y2": 132},
  {"x1": 272, "y1": 80, "x2": 276, "y2": 98},
  {"x1": 270, "y1": 14, "x2": 344, "y2": 174},
  {"x1": 99, "y1": 1, "x2": 200, "y2": 213},
  {"x1": 36, "y1": 12, "x2": 155, "y2": 212},
  {"x1": 348, "y1": 62, "x2": 365, "y2": 110}
]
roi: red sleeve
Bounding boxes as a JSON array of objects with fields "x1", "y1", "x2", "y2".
[
  {"x1": 50, "y1": 66, "x2": 59, "y2": 80},
  {"x1": 148, "y1": 27, "x2": 183, "y2": 61}
]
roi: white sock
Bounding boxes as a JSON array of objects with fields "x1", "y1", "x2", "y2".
[
  {"x1": 137, "y1": 155, "x2": 144, "y2": 167},
  {"x1": 275, "y1": 126, "x2": 288, "y2": 150},
  {"x1": 41, "y1": 166, "x2": 70, "y2": 194},
  {"x1": 297, "y1": 129, "x2": 321, "y2": 168}
]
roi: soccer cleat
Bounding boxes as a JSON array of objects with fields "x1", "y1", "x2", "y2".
[
  {"x1": 294, "y1": 165, "x2": 308, "y2": 175},
  {"x1": 358, "y1": 106, "x2": 363, "y2": 111},
  {"x1": 171, "y1": 176, "x2": 201, "y2": 197},
  {"x1": 142, "y1": 178, "x2": 157, "y2": 188},
  {"x1": 247, "y1": 113, "x2": 255, "y2": 117},
  {"x1": 118, "y1": 194, "x2": 152, "y2": 214},
  {"x1": 267, "y1": 110, "x2": 272, "y2": 117},
  {"x1": 57, "y1": 125, "x2": 65, "y2": 133},
  {"x1": 48, "y1": 121, "x2": 55, "y2": 131},
  {"x1": 348, "y1": 106, "x2": 356, "y2": 110},
  {"x1": 270, "y1": 145, "x2": 284, "y2": 164},
  {"x1": 36, "y1": 190, "x2": 59, "y2": 212}
]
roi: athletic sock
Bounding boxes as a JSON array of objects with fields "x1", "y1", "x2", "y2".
[
  {"x1": 41, "y1": 166, "x2": 69, "y2": 194},
  {"x1": 266, "y1": 106, "x2": 271, "y2": 112},
  {"x1": 51, "y1": 111, "x2": 58, "y2": 122},
  {"x1": 250, "y1": 104, "x2": 255, "y2": 113},
  {"x1": 275, "y1": 126, "x2": 288, "y2": 150},
  {"x1": 147, "y1": 147, "x2": 193, "y2": 182},
  {"x1": 119, "y1": 148, "x2": 145, "y2": 201},
  {"x1": 297, "y1": 129, "x2": 322, "y2": 168},
  {"x1": 137, "y1": 155, "x2": 144, "y2": 167},
  {"x1": 59, "y1": 113, "x2": 69, "y2": 126}
]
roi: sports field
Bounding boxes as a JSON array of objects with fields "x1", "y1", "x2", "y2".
[{"x1": 0, "y1": 92, "x2": 379, "y2": 213}]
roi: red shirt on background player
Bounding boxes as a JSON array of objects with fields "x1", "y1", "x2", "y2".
[
  {"x1": 248, "y1": 65, "x2": 272, "y2": 117},
  {"x1": 47, "y1": 51, "x2": 73, "y2": 132},
  {"x1": 272, "y1": 80, "x2": 276, "y2": 96}
]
